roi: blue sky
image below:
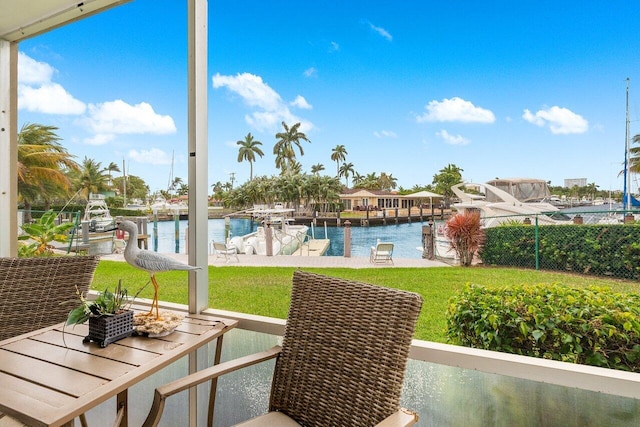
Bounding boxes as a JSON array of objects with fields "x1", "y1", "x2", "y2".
[{"x1": 16, "y1": 0, "x2": 640, "y2": 196}]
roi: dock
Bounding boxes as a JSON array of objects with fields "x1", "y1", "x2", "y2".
[{"x1": 292, "y1": 239, "x2": 330, "y2": 256}]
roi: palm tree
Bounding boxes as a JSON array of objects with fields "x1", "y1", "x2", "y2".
[
  {"x1": 629, "y1": 134, "x2": 640, "y2": 173},
  {"x1": 237, "y1": 133, "x2": 264, "y2": 181},
  {"x1": 17, "y1": 123, "x2": 79, "y2": 220},
  {"x1": 105, "y1": 161, "x2": 121, "y2": 187},
  {"x1": 330, "y1": 144, "x2": 348, "y2": 176},
  {"x1": 379, "y1": 172, "x2": 397, "y2": 191},
  {"x1": 273, "y1": 122, "x2": 310, "y2": 172},
  {"x1": 310, "y1": 163, "x2": 325, "y2": 175},
  {"x1": 433, "y1": 164, "x2": 464, "y2": 206},
  {"x1": 338, "y1": 162, "x2": 355, "y2": 187},
  {"x1": 76, "y1": 157, "x2": 109, "y2": 201}
]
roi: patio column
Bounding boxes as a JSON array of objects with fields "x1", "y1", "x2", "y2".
[
  {"x1": 0, "y1": 40, "x2": 18, "y2": 257},
  {"x1": 187, "y1": 0, "x2": 208, "y2": 314}
]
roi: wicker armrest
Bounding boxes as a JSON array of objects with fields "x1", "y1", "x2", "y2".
[
  {"x1": 143, "y1": 346, "x2": 282, "y2": 427},
  {"x1": 375, "y1": 408, "x2": 419, "y2": 427}
]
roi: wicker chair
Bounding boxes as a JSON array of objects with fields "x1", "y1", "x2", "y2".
[
  {"x1": 143, "y1": 270, "x2": 423, "y2": 427},
  {"x1": 0, "y1": 256, "x2": 100, "y2": 341},
  {"x1": 0, "y1": 255, "x2": 100, "y2": 427}
]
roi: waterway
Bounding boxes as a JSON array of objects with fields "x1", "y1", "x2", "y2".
[{"x1": 149, "y1": 218, "x2": 430, "y2": 259}]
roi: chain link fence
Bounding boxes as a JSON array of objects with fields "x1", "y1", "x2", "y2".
[{"x1": 477, "y1": 209, "x2": 640, "y2": 280}]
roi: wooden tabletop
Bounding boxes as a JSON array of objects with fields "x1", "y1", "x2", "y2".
[{"x1": 0, "y1": 311, "x2": 237, "y2": 427}]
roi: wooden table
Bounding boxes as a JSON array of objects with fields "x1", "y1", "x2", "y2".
[{"x1": 0, "y1": 311, "x2": 237, "y2": 427}]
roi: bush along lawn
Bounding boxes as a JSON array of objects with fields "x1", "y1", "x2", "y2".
[{"x1": 446, "y1": 283, "x2": 640, "y2": 372}]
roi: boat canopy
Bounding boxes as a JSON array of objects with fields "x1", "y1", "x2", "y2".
[{"x1": 485, "y1": 178, "x2": 551, "y2": 203}]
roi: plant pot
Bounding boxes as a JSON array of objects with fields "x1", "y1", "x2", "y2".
[{"x1": 83, "y1": 310, "x2": 134, "y2": 348}]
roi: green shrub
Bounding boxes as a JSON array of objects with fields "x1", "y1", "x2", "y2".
[
  {"x1": 446, "y1": 283, "x2": 640, "y2": 372},
  {"x1": 481, "y1": 224, "x2": 640, "y2": 279}
]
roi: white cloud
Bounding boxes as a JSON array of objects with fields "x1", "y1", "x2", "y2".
[
  {"x1": 369, "y1": 22, "x2": 392, "y2": 41},
  {"x1": 417, "y1": 97, "x2": 495, "y2": 123},
  {"x1": 18, "y1": 52, "x2": 54, "y2": 84},
  {"x1": 329, "y1": 41, "x2": 340, "y2": 52},
  {"x1": 18, "y1": 83, "x2": 86, "y2": 115},
  {"x1": 373, "y1": 130, "x2": 397, "y2": 138},
  {"x1": 128, "y1": 148, "x2": 173, "y2": 165},
  {"x1": 291, "y1": 95, "x2": 312, "y2": 109},
  {"x1": 304, "y1": 67, "x2": 317, "y2": 77},
  {"x1": 83, "y1": 100, "x2": 176, "y2": 135},
  {"x1": 522, "y1": 106, "x2": 588, "y2": 134},
  {"x1": 84, "y1": 133, "x2": 115, "y2": 146},
  {"x1": 212, "y1": 72, "x2": 313, "y2": 132},
  {"x1": 436, "y1": 129, "x2": 470, "y2": 145}
]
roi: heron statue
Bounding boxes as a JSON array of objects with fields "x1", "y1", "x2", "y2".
[{"x1": 118, "y1": 220, "x2": 200, "y2": 319}]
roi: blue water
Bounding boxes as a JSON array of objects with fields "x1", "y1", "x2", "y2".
[{"x1": 150, "y1": 218, "x2": 429, "y2": 259}]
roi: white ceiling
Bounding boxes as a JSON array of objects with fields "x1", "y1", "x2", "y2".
[{"x1": 0, "y1": 0, "x2": 131, "y2": 42}]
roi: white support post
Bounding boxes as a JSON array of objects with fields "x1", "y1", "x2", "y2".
[{"x1": 0, "y1": 40, "x2": 18, "y2": 257}]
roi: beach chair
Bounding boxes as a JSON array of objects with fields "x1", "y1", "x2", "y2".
[
  {"x1": 370, "y1": 241, "x2": 394, "y2": 264},
  {"x1": 211, "y1": 241, "x2": 239, "y2": 263},
  {"x1": 142, "y1": 271, "x2": 422, "y2": 426}
]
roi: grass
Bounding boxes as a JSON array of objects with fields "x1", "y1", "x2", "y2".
[{"x1": 93, "y1": 261, "x2": 640, "y2": 342}]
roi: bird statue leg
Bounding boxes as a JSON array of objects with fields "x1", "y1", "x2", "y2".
[{"x1": 143, "y1": 274, "x2": 162, "y2": 320}]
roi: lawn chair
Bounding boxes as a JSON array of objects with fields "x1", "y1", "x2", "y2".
[
  {"x1": 370, "y1": 241, "x2": 394, "y2": 264},
  {"x1": 0, "y1": 255, "x2": 100, "y2": 427},
  {"x1": 142, "y1": 270, "x2": 423, "y2": 426},
  {"x1": 210, "y1": 241, "x2": 239, "y2": 263}
]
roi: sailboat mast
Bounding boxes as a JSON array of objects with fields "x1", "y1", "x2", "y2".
[{"x1": 624, "y1": 78, "x2": 630, "y2": 211}]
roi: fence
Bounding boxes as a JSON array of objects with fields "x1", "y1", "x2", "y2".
[{"x1": 479, "y1": 209, "x2": 640, "y2": 280}]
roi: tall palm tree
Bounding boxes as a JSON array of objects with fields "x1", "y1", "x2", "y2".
[
  {"x1": 379, "y1": 172, "x2": 397, "y2": 191},
  {"x1": 237, "y1": 133, "x2": 264, "y2": 181},
  {"x1": 273, "y1": 122, "x2": 310, "y2": 172},
  {"x1": 338, "y1": 162, "x2": 355, "y2": 187},
  {"x1": 330, "y1": 144, "x2": 348, "y2": 176},
  {"x1": 105, "y1": 161, "x2": 121, "y2": 187},
  {"x1": 629, "y1": 134, "x2": 640, "y2": 174},
  {"x1": 310, "y1": 163, "x2": 325, "y2": 175},
  {"x1": 17, "y1": 123, "x2": 79, "y2": 220}
]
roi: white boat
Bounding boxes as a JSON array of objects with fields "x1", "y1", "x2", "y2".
[
  {"x1": 451, "y1": 178, "x2": 570, "y2": 227},
  {"x1": 84, "y1": 195, "x2": 116, "y2": 232},
  {"x1": 229, "y1": 206, "x2": 310, "y2": 255}
]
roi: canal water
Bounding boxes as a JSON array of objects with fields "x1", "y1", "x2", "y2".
[{"x1": 150, "y1": 218, "x2": 429, "y2": 259}]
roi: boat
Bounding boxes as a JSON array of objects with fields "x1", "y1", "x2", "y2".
[
  {"x1": 84, "y1": 195, "x2": 116, "y2": 232},
  {"x1": 228, "y1": 205, "x2": 312, "y2": 255},
  {"x1": 451, "y1": 179, "x2": 570, "y2": 228}
]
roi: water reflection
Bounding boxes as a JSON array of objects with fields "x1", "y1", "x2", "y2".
[{"x1": 151, "y1": 218, "x2": 429, "y2": 259}]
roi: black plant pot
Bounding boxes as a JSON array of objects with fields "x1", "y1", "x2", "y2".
[{"x1": 83, "y1": 310, "x2": 134, "y2": 348}]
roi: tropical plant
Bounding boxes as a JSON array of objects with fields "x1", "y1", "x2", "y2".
[
  {"x1": 339, "y1": 162, "x2": 355, "y2": 187},
  {"x1": 433, "y1": 164, "x2": 464, "y2": 206},
  {"x1": 66, "y1": 280, "x2": 134, "y2": 326},
  {"x1": 444, "y1": 210, "x2": 483, "y2": 266},
  {"x1": 237, "y1": 132, "x2": 264, "y2": 181},
  {"x1": 105, "y1": 161, "x2": 121, "y2": 188},
  {"x1": 331, "y1": 144, "x2": 348, "y2": 176},
  {"x1": 17, "y1": 123, "x2": 79, "y2": 222},
  {"x1": 310, "y1": 163, "x2": 325, "y2": 175},
  {"x1": 379, "y1": 172, "x2": 397, "y2": 191},
  {"x1": 17, "y1": 210, "x2": 76, "y2": 256},
  {"x1": 112, "y1": 175, "x2": 149, "y2": 200},
  {"x1": 628, "y1": 133, "x2": 640, "y2": 174},
  {"x1": 273, "y1": 122, "x2": 310, "y2": 172},
  {"x1": 69, "y1": 157, "x2": 110, "y2": 201}
]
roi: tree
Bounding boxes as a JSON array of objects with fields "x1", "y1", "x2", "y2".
[
  {"x1": 237, "y1": 132, "x2": 264, "y2": 181},
  {"x1": 379, "y1": 172, "x2": 397, "y2": 191},
  {"x1": 310, "y1": 163, "x2": 325, "y2": 175},
  {"x1": 105, "y1": 161, "x2": 121, "y2": 187},
  {"x1": 338, "y1": 162, "x2": 355, "y2": 187},
  {"x1": 273, "y1": 122, "x2": 310, "y2": 172},
  {"x1": 75, "y1": 157, "x2": 109, "y2": 201},
  {"x1": 113, "y1": 175, "x2": 149, "y2": 200},
  {"x1": 629, "y1": 134, "x2": 640, "y2": 174},
  {"x1": 433, "y1": 164, "x2": 464, "y2": 206},
  {"x1": 331, "y1": 144, "x2": 348, "y2": 176},
  {"x1": 17, "y1": 123, "x2": 78, "y2": 221}
]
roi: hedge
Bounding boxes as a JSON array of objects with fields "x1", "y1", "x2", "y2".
[
  {"x1": 446, "y1": 284, "x2": 640, "y2": 371},
  {"x1": 480, "y1": 224, "x2": 640, "y2": 280}
]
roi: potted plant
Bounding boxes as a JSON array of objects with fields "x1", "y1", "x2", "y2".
[{"x1": 66, "y1": 280, "x2": 135, "y2": 347}]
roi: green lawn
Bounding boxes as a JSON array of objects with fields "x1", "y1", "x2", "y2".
[{"x1": 93, "y1": 261, "x2": 640, "y2": 342}]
